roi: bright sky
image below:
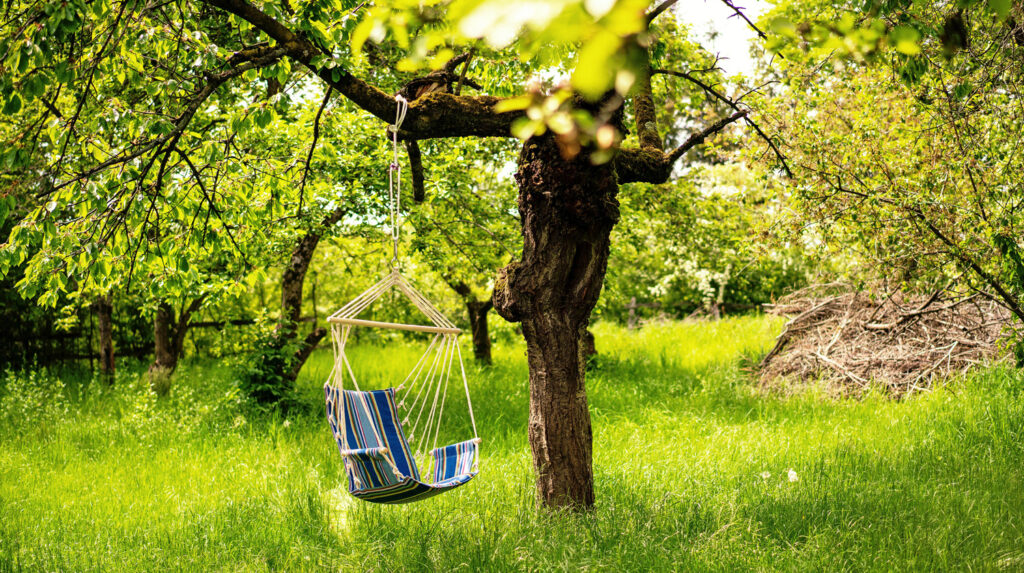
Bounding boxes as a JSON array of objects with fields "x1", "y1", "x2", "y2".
[{"x1": 671, "y1": 0, "x2": 769, "y2": 78}]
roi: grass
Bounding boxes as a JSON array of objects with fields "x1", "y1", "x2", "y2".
[{"x1": 1, "y1": 314, "x2": 1023, "y2": 571}]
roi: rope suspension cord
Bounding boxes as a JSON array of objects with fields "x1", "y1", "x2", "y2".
[{"x1": 387, "y1": 96, "x2": 409, "y2": 268}]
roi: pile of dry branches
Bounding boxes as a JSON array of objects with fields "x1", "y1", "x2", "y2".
[{"x1": 758, "y1": 283, "x2": 1012, "y2": 394}]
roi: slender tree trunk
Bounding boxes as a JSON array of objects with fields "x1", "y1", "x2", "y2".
[
  {"x1": 277, "y1": 207, "x2": 347, "y2": 383},
  {"x1": 149, "y1": 302, "x2": 176, "y2": 395},
  {"x1": 148, "y1": 298, "x2": 203, "y2": 394},
  {"x1": 95, "y1": 294, "x2": 115, "y2": 382},
  {"x1": 494, "y1": 131, "x2": 619, "y2": 509},
  {"x1": 451, "y1": 281, "x2": 495, "y2": 365},
  {"x1": 467, "y1": 299, "x2": 493, "y2": 365},
  {"x1": 151, "y1": 302, "x2": 177, "y2": 372}
]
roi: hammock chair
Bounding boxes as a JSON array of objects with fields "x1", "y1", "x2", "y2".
[{"x1": 323, "y1": 96, "x2": 481, "y2": 504}]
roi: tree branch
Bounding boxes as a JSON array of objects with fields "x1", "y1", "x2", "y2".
[
  {"x1": 178, "y1": 150, "x2": 250, "y2": 266},
  {"x1": 614, "y1": 111, "x2": 747, "y2": 184},
  {"x1": 200, "y1": 0, "x2": 523, "y2": 139},
  {"x1": 646, "y1": 0, "x2": 681, "y2": 24},
  {"x1": 407, "y1": 140, "x2": 426, "y2": 202},
  {"x1": 45, "y1": 46, "x2": 288, "y2": 196},
  {"x1": 653, "y1": 67, "x2": 793, "y2": 176},
  {"x1": 298, "y1": 87, "x2": 332, "y2": 216},
  {"x1": 718, "y1": 0, "x2": 768, "y2": 40},
  {"x1": 633, "y1": 54, "x2": 663, "y2": 150},
  {"x1": 667, "y1": 110, "x2": 747, "y2": 161}
]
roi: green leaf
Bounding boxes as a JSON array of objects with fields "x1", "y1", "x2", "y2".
[
  {"x1": 2, "y1": 93, "x2": 22, "y2": 115},
  {"x1": 571, "y1": 31, "x2": 620, "y2": 100},
  {"x1": 890, "y1": 25, "x2": 921, "y2": 55},
  {"x1": 254, "y1": 108, "x2": 273, "y2": 129},
  {"x1": 769, "y1": 17, "x2": 797, "y2": 37},
  {"x1": 989, "y1": 0, "x2": 1011, "y2": 19},
  {"x1": 351, "y1": 16, "x2": 375, "y2": 56},
  {"x1": 494, "y1": 96, "x2": 533, "y2": 113}
]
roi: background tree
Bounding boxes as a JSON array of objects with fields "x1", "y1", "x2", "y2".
[
  {"x1": 407, "y1": 137, "x2": 520, "y2": 365},
  {"x1": 604, "y1": 163, "x2": 810, "y2": 322},
  {"x1": 754, "y1": 0, "x2": 1024, "y2": 362}
]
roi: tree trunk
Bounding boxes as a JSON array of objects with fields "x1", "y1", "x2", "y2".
[
  {"x1": 149, "y1": 302, "x2": 177, "y2": 395},
  {"x1": 467, "y1": 299, "x2": 493, "y2": 365},
  {"x1": 581, "y1": 328, "x2": 597, "y2": 362},
  {"x1": 494, "y1": 131, "x2": 619, "y2": 509},
  {"x1": 276, "y1": 207, "x2": 347, "y2": 383},
  {"x1": 151, "y1": 302, "x2": 177, "y2": 372},
  {"x1": 449, "y1": 281, "x2": 494, "y2": 365},
  {"x1": 148, "y1": 298, "x2": 203, "y2": 394},
  {"x1": 95, "y1": 294, "x2": 115, "y2": 382}
]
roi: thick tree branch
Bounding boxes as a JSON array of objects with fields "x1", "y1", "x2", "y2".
[
  {"x1": 407, "y1": 140, "x2": 426, "y2": 202},
  {"x1": 633, "y1": 56, "x2": 663, "y2": 150},
  {"x1": 200, "y1": 0, "x2": 522, "y2": 139},
  {"x1": 614, "y1": 111, "x2": 746, "y2": 184},
  {"x1": 646, "y1": 0, "x2": 681, "y2": 23}
]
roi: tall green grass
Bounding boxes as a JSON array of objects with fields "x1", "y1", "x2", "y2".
[{"x1": 1, "y1": 315, "x2": 1023, "y2": 571}]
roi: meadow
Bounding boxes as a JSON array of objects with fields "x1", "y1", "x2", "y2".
[{"x1": 1, "y1": 315, "x2": 1023, "y2": 572}]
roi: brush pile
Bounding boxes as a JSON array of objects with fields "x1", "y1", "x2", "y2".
[{"x1": 759, "y1": 283, "x2": 1012, "y2": 394}]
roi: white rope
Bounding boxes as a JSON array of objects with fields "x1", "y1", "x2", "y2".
[
  {"x1": 394, "y1": 274, "x2": 457, "y2": 328},
  {"x1": 396, "y1": 333, "x2": 442, "y2": 399},
  {"x1": 455, "y1": 338, "x2": 479, "y2": 439},
  {"x1": 430, "y1": 334, "x2": 456, "y2": 452},
  {"x1": 336, "y1": 325, "x2": 362, "y2": 392},
  {"x1": 388, "y1": 96, "x2": 409, "y2": 267},
  {"x1": 407, "y1": 334, "x2": 449, "y2": 443},
  {"x1": 419, "y1": 334, "x2": 454, "y2": 456},
  {"x1": 332, "y1": 273, "x2": 396, "y2": 319}
]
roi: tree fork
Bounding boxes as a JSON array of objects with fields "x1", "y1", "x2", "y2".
[{"x1": 494, "y1": 133, "x2": 619, "y2": 509}]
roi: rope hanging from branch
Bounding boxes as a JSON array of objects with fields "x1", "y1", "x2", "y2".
[{"x1": 387, "y1": 95, "x2": 409, "y2": 266}]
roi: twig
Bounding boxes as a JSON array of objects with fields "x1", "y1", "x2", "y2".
[
  {"x1": 813, "y1": 351, "x2": 868, "y2": 386},
  {"x1": 652, "y1": 68, "x2": 793, "y2": 177},
  {"x1": 298, "y1": 87, "x2": 333, "y2": 216}
]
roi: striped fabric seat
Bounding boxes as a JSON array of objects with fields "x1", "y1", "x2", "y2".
[{"x1": 325, "y1": 385, "x2": 479, "y2": 504}]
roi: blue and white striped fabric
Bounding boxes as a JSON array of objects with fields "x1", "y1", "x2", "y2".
[{"x1": 324, "y1": 385, "x2": 479, "y2": 504}]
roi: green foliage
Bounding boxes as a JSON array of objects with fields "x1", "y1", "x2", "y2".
[
  {"x1": 407, "y1": 137, "x2": 520, "y2": 304},
  {"x1": 760, "y1": 0, "x2": 1015, "y2": 64},
  {"x1": 2, "y1": 318, "x2": 1024, "y2": 570},
  {"x1": 752, "y1": 0, "x2": 1024, "y2": 351},
  {"x1": 234, "y1": 322, "x2": 304, "y2": 406},
  {"x1": 603, "y1": 163, "x2": 813, "y2": 320}
]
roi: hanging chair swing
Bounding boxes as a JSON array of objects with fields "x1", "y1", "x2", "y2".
[{"x1": 323, "y1": 96, "x2": 481, "y2": 504}]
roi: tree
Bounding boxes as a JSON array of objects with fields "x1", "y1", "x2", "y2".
[
  {"x1": 0, "y1": 0, "x2": 786, "y2": 508},
  {"x1": 407, "y1": 137, "x2": 520, "y2": 365},
  {"x1": 603, "y1": 163, "x2": 810, "y2": 321},
  {"x1": 755, "y1": 0, "x2": 1024, "y2": 361}
]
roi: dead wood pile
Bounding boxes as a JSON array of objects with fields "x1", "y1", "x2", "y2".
[{"x1": 758, "y1": 283, "x2": 1011, "y2": 394}]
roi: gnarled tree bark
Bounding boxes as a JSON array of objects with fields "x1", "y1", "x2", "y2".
[{"x1": 494, "y1": 132, "x2": 620, "y2": 509}]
